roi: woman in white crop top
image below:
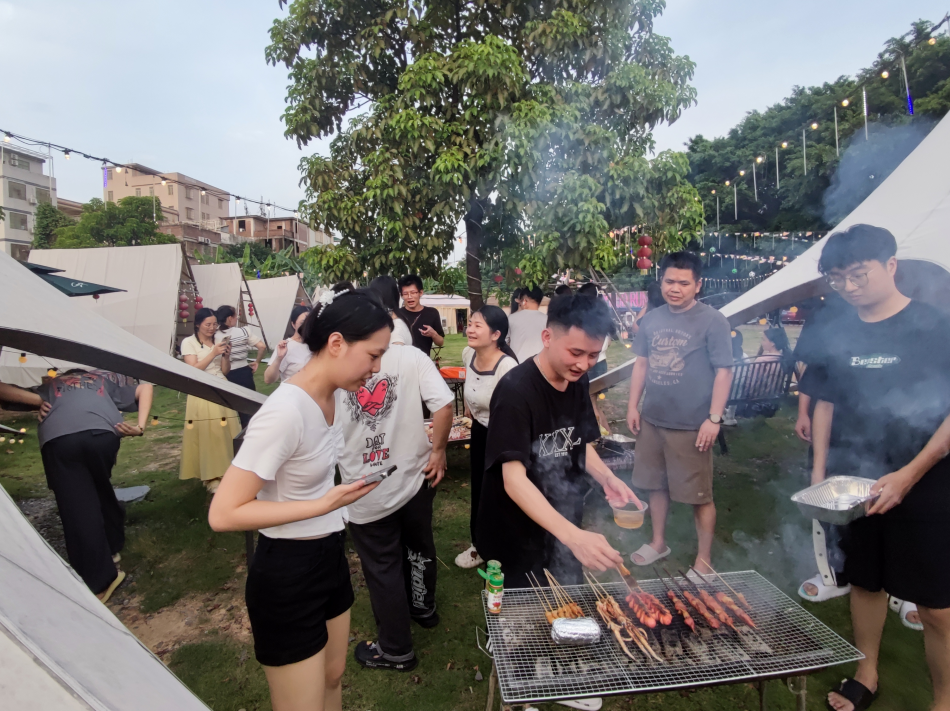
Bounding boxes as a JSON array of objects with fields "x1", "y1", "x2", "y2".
[
  {"x1": 456, "y1": 305, "x2": 518, "y2": 569},
  {"x1": 263, "y1": 305, "x2": 312, "y2": 385},
  {"x1": 209, "y1": 289, "x2": 393, "y2": 711}
]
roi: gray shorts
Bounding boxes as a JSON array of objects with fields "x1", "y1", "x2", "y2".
[{"x1": 632, "y1": 420, "x2": 713, "y2": 505}]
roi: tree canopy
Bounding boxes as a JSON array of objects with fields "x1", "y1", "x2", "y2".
[
  {"x1": 687, "y1": 19, "x2": 950, "y2": 232},
  {"x1": 32, "y1": 203, "x2": 75, "y2": 249},
  {"x1": 52, "y1": 197, "x2": 177, "y2": 249},
  {"x1": 268, "y1": 0, "x2": 700, "y2": 306}
]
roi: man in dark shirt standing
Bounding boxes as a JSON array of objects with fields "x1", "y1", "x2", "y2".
[
  {"x1": 476, "y1": 294, "x2": 639, "y2": 588},
  {"x1": 810, "y1": 225, "x2": 950, "y2": 711},
  {"x1": 397, "y1": 274, "x2": 445, "y2": 356}
]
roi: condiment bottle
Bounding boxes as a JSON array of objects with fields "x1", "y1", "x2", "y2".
[{"x1": 478, "y1": 560, "x2": 504, "y2": 614}]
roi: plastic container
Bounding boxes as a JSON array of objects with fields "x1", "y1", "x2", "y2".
[
  {"x1": 611, "y1": 501, "x2": 648, "y2": 529},
  {"x1": 478, "y1": 560, "x2": 504, "y2": 614}
]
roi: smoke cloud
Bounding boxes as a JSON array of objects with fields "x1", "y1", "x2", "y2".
[{"x1": 822, "y1": 117, "x2": 937, "y2": 227}]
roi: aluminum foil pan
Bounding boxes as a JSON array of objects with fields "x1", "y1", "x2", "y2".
[
  {"x1": 791, "y1": 476, "x2": 878, "y2": 525},
  {"x1": 550, "y1": 617, "x2": 601, "y2": 646}
]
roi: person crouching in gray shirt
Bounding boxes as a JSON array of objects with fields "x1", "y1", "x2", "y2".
[{"x1": 625, "y1": 252, "x2": 734, "y2": 574}]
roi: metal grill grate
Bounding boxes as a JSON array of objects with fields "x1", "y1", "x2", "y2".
[{"x1": 482, "y1": 570, "x2": 862, "y2": 704}]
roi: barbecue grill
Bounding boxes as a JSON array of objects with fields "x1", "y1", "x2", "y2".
[{"x1": 479, "y1": 570, "x2": 861, "y2": 710}]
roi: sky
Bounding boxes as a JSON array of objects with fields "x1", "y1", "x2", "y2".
[{"x1": 2, "y1": 0, "x2": 947, "y2": 228}]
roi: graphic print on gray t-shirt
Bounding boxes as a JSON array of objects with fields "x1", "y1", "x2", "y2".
[
  {"x1": 633, "y1": 301, "x2": 733, "y2": 430},
  {"x1": 38, "y1": 370, "x2": 139, "y2": 447}
]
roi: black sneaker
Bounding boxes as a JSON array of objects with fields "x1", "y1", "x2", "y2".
[
  {"x1": 353, "y1": 641, "x2": 418, "y2": 672},
  {"x1": 411, "y1": 610, "x2": 440, "y2": 629}
]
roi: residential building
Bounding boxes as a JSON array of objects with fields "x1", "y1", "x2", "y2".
[
  {"x1": 103, "y1": 164, "x2": 229, "y2": 230},
  {"x1": 55, "y1": 197, "x2": 84, "y2": 219},
  {"x1": 223, "y1": 214, "x2": 331, "y2": 254},
  {"x1": 0, "y1": 145, "x2": 56, "y2": 260}
]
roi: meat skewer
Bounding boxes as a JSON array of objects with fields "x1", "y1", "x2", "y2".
[
  {"x1": 677, "y1": 568, "x2": 738, "y2": 631},
  {"x1": 662, "y1": 566, "x2": 721, "y2": 630},
  {"x1": 586, "y1": 573, "x2": 663, "y2": 663},
  {"x1": 698, "y1": 557, "x2": 753, "y2": 613},
  {"x1": 618, "y1": 566, "x2": 672, "y2": 626},
  {"x1": 654, "y1": 567, "x2": 696, "y2": 632},
  {"x1": 688, "y1": 566, "x2": 756, "y2": 629}
]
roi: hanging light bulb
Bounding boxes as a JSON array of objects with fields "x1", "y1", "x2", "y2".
[
  {"x1": 161, "y1": 178, "x2": 167, "y2": 185},
  {"x1": 881, "y1": 70, "x2": 889, "y2": 79},
  {"x1": 711, "y1": 189, "x2": 716, "y2": 195},
  {"x1": 186, "y1": 420, "x2": 194, "y2": 430},
  {"x1": 200, "y1": 189, "x2": 206, "y2": 195},
  {"x1": 294, "y1": 211, "x2": 300, "y2": 220},
  {"x1": 18, "y1": 439, "x2": 24, "y2": 445},
  {"x1": 47, "y1": 369, "x2": 57, "y2": 378},
  {"x1": 115, "y1": 166, "x2": 122, "y2": 173},
  {"x1": 756, "y1": 156, "x2": 764, "y2": 163},
  {"x1": 929, "y1": 37, "x2": 937, "y2": 45},
  {"x1": 725, "y1": 180, "x2": 730, "y2": 186},
  {"x1": 781, "y1": 141, "x2": 788, "y2": 148},
  {"x1": 811, "y1": 122, "x2": 819, "y2": 130},
  {"x1": 3, "y1": 133, "x2": 10, "y2": 143},
  {"x1": 18, "y1": 353, "x2": 26, "y2": 364},
  {"x1": 64, "y1": 150, "x2": 71, "y2": 160},
  {"x1": 220, "y1": 417, "x2": 228, "y2": 427},
  {"x1": 739, "y1": 170, "x2": 745, "y2": 176},
  {"x1": 0, "y1": 437, "x2": 5, "y2": 444},
  {"x1": 151, "y1": 416, "x2": 159, "y2": 426},
  {"x1": 841, "y1": 99, "x2": 850, "y2": 107},
  {"x1": 19, "y1": 428, "x2": 26, "y2": 434}
]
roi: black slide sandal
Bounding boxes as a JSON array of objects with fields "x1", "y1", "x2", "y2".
[{"x1": 827, "y1": 678, "x2": 878, "y2": 711}]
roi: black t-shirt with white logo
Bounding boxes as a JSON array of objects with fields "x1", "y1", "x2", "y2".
[
  {"x1": 814, "y1": 300, "x2": 950, "y2": 514},
  {"x1": 476, "y1": 358, "x2": 599, "y2": 570},
  {"x1": 396, "y1": 306, "x2": 445, "y2": 355}
]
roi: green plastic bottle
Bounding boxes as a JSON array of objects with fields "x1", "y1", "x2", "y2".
[{"x1": 478, "y1": 560, "x2": 505, "y2": 614}]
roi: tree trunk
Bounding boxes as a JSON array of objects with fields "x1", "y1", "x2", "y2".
[{"x1": 465, "y1": 195, "x2": 485, "y2": 310}]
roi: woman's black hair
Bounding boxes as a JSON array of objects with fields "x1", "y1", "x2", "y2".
[
  {"x1": 215, "y1": 304, "x2": 236, "y2": 330},
  {"x1": 646, "y1": 281, "x2": 665, "y2": 308},
  {"x1": 284, "y1": 304, "x2": 312, "y2": 339},
  {"x1": 510, "y1": 288, "x2": 523, "y2": 314},
  {"x1": 473, "y1": 305, "x2": 518, "y2": 362},
  {"x1": 554, "y1": 284, "x2": 573, "y2": 297},
  {"x1": 369, "y1": 276, "x2": 400, "y2": 313},
  {"x1": 194, "y1": 307, "x2": 217, "y2": 339},
  {"x1": 301, "y1": 289, "x2": 393, "y2": 354},
  {"x1": 731, "y1": 329, "x2": 746, "y2": 362},
  {"x1": 763, "y1": 326, "x2": 795, "y2": 369},
  {"x1": 331, "y1": 281, "x2": 354, "y2": 293}
]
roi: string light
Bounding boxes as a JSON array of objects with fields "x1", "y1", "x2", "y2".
[
  {"x1": 739, "y1": 170, "x2": 745, "y2": 176},
  {"x1": 47, "y1": 369, "x2": 57, "y2": 377},
  {"x1": 64, "y1": 150, "x2": 70, "y2": 160},
  {"x1": 19, "y1": 428, "x2": 26, "y2": 434},
  {"x1": 161, "y1": 178, "x2": 167, "y2": 185},
  {"x1": 756, "y1": 156, "x2": 764, "y2": 164},
  {"x1": 220, "y1": 417, "x2": 228, "y2": 427},
  {"x1": 781, "y1": 141, "x2": 788, "y2": 148},
  {"x1": 881, "y1": 70, "x2": 889, "y2": 79},
  {"x1": 811, "y1": 122, "x2": 818, "y2": 130},
  {"x1": 929, "y1": 37, "x2": 937, "y2": 45},
  {"x1": 724, "y1": 180, "x2": 730, "y2": 186},
  {"x1": 18, "y1": 439, "x2": 24, "y2": 445},
  {"x1": 3, "y1": 133, "x2": 10, "y2": 143},
  {"x1": 841, "y1": 99, "x2": 850, "y2": 107},
  {"x1": 152, "y1": 416, "x2": 159, "y2": 425},
  {"x1": 0, "y1": 437, "x2": 5, "y2": 443},
  {"x1": 186, "y1": 420, "x2": 194, "y2": 430},
  {"x1": 115, "y1": 166, "x2": 122, "y2": 173},
  {"x1": 18, "y1": 353, "x2": 26, "y2": 364}
]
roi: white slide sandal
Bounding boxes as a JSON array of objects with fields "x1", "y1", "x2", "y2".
[
  {"x1": 889, "y1": 596, "x2": 923, "y2": 631},
  {"x1": 798, "y1": 574, "x2": 851, "y2": 603},
  {"x1": 630, "y1": 543, "x2": 672, "y2": 566},
  {"x1": 558, "y1": 698, "x2": 603, "y2": 710}
]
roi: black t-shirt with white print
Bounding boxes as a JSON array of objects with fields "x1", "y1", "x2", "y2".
[
  {"x1": 813, "y1": 300, "x2": 950, "y2": 516},
  {"x1": 396, "y1": 306, "x2": 445, "y2": 355},
  {"x1": 475, "y1": 358, "x2": 600, "y2": 571}
]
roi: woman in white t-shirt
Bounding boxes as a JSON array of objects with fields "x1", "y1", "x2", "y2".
[
  {"x1": 180, "y1": 308, "x2": 242, "y2": 492},
  {"x1": 456, "y1": 305, "x2": 518, "y2": 569},
  {"x1": 209, "y1": 290, "x2": 393, "y2": 711},
  {"x1": 263, "y1": 305, "x2": 312, "y2": 384},
  {"x1": 369, "y1": 275, "x2": 413, "y2": 346}
]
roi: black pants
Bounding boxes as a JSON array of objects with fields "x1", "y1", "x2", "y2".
[
  {"x1": 469, "y1": 420, "x2": 488, "y2": 547},
  {"x1": 226, "y1": 365, "x2": 257, "y2": 429},
  {"x1": 349, "y1": 483, "x2": 438, "y2": 657},
  {"x1": 41, "y1": 431, "x2": 123, "y2": 594}
]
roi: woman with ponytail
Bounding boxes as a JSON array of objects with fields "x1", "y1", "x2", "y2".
[
  {"x1": 209, "y1": 289, "x2": 393, "y2": 711},
  {"x1": 180, "y1": 308, "x2": 242, "y2": 492},
  {"x1": 455, "y1": 305, "x2": 518, "y2": 569}
]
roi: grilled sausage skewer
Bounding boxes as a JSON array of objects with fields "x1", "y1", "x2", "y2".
[
  {"x1": 688, "y1": 566, "x2": 756, "y2": 628},
  {"x1": 655, "y1": 568, "x2": 696, "y2": 632},
  {"x1": 662, "y1": 566, "x2": 720, "y2": 630},
  {"x1": 698, "y1": 557, "x2": 753, "y2": 613},
  {"x1": 678, "y1": 568, "x2": 737, "y2": 631}
]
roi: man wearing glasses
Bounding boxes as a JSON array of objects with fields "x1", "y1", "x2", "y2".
[
  {"x1": 809, "y1": 224, "x2": 950, "y2": 711},
  {"x1": 397, "y1": 274, "x2": 445, "y2": 356}
]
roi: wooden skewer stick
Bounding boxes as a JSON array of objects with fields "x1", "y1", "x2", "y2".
[
  {"x1": 530, "y1": 572, "x2": 554, "y2": 612},
  {"x1": 697, "y1": 557, "x2": 752, "y2": 610},
  {"x1": 528, "y1": 575, "x2": 553, "y2": 613}
]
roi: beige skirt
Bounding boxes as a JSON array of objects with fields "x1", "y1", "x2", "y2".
[{"x1": 179, "y1": 395, "x2": 242, "y2": 482}]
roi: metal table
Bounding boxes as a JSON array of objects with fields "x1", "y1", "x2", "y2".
[{"x1": 479, "y1": 571, "x2": 862, "y2": 710}]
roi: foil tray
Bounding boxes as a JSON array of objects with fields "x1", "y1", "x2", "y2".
[{"x1": 791, "y1": 476, "x2": 878, "y2": 525}]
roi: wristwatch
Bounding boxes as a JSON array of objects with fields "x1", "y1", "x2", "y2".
[{"x1": 708, "y1": 414, "x2": 722, "y2": 425}]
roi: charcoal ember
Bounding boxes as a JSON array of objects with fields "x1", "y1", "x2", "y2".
[{"x1": 736, "y1": 625, "x2": 773, "y2": 655}]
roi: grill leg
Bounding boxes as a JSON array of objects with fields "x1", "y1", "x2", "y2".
[
  {"x1": 787, "y1": 675, "x2": 807, "y2": 711},
  {"x1": 758, "y1": 679, "x2": 766, "y2": 711},
  {"x1": 485, "y1": 663, "x2": 497, "y2": 711}
]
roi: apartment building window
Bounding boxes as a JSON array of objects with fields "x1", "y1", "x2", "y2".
[
  {"x1": 186, "y1": 188, "x2": 195, "y2": 200},
  {"x1": 201, "y1": 193, "x2": 209, "y2": 205},
  {"x1": 10, "y1": 213, "x2": 28, "y2": 230},
  {"x1": 149, "y1": 186, "x2": 154, "y2": 196},
  {"x1": 9, "y1": 154, "x2": 30, "y2": 170},
  {"x1": 167, "y1": 184, "x2": 174, "y2": 196},
  {"x1": 108, "y1": 191, "x2": 114, "y2": 202},
  {"x1": 186, "y1": 207, "x2": 195, "y2": 220},
  {"x1": 135, "y1": 188, "x2": 142, "y2": 197},
  {"x1": 237, "y1": 219, "x2": 246, "y2": 231},
  {"x1": 35, "y1": 187, "x2": 51, "y2": 204},
  {"x1": 218, "y1": 198, "x2": 224, "y2": 209},
  {"x1": 201, "y1": 211, "x2": 210, "y2": 221},
  {"x1": 107, "y1": 168, "x2": 114, "y2": 180},
  {"x1": 8, "y1": 181, "x2": 26, "y2": 200}
]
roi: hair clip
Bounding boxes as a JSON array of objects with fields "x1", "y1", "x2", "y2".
[{"x1": 316, "y1": 288, "x2": 350, "y2": 315}]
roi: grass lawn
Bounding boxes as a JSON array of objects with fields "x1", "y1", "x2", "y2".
[{"x1": 0, "y1": 338, "x2": 933, "y2": 710}]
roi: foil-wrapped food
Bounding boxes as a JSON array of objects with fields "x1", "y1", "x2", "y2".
[{"x1": 551, "y1": 617, "x2": 601, "y2": 646}]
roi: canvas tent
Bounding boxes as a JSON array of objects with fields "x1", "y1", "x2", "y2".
[
  {"x1": 191, "y1": 262, "x2": 243, "y2": 315},
  {"x1": 420, "y1": 294, "x2": 471, "y2": 334},
  {"x1": 1, "y1": 244, "x2": 195, "y2": 387},
  {"x1": 246, "y1": 275, "x2": 310, "y2": 349},
  {"x1": 0, "y1": 484, "x2": 210, "y2": 710},
  {"x1": 0, "y1": 250, "x2": 265, "y2": 414},
  {"x1": 721, "y1": 112, "x2": 950, "y2": 326}
]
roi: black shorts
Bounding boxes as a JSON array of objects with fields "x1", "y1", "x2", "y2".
[
  {"x1": 844, "y1": 470, "x2": 950, "y2": 609},
  {"x1": 245, "y1": 531, "x2": 355, "y2": 666}
]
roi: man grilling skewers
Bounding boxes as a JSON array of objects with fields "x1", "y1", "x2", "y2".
[
  {"x1": 809, "y1": 226, "x2": 950, "y2": 711},
  {"x1": 476, "y1": 294, "x2": 640, "y2": 588}
]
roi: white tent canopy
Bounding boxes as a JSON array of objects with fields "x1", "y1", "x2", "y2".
[
  {"x1": 191, "y1": 263, "x2": 243, "y2": 314},
  {"x1": 246, "y1": 275, "x2": 305, "y2": 349},
  {"x1": 1, "y1": 244, "x2": 189, "y2": 386},
  {"x1": 0, "y1": 484, "x2": 211, "y2": 710},
  {"x1": 0, "y1": 251, "x2": 265, "y2": 414},
  {"x1": 721, "y1": 113, "x2": 950, "y2": 326}
]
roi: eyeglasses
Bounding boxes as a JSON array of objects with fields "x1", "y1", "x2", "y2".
[
  {"x1": 402, "y1": 290, "x2": 421, "y2": 297},
  {"x1": 825, "y1": 268, "x2": 875, "y2": 291}
]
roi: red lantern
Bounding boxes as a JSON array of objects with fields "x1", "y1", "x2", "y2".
[
  {"x1": 179, "y1": 309, "x2": 190, "y2": 319},
  {"x1": 514, "y1": 268, "x2": 522, "y2": 275},
  {"x1": 636, "y1": 246, "x2": 652, "y2": 258},
  {"x1": 637, "y1": 257, "x2": 653, "y2": 274},
  {"x1": 93, "y1": 294, "x2": 100, "y2": 300},
  {"x1": 638, "y1": 234, "x2": 653, "y2": 247},
  {"x1": 493, "y1": 275, "x2": 503, "y2": 283},
  {"x1": 248, "y1": 304, "x2": 254, "y2": 316},
  {"x1": 194, "y1": 296, "x2": 203, "y2": 305}
]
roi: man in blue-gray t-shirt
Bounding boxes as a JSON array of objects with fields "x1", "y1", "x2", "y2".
[{"x1": 626, "y1": 252, "x2": 734, "y2": 574}]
